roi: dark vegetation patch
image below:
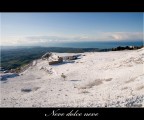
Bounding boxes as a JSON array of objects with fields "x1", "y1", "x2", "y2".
[
  {"x1": 105, "y1": 78, "x2": 113, "y2": 81},
  {"x1": 70, "y1": 80, "x2": 81, "y2": 82},
  {"x1": 0, "y1": 74, "x2": 19, "y2": 81},
  {"x1": 21, "y1": 88, "x2": 32, "y2": 92}
]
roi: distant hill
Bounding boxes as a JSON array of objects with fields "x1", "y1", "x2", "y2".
[
  {"x1": 1, "y1": 46, "x2": 143, "y2": 71},
  {"x1": 0, "y1": 47, "x2": 101, "y2": 70}
]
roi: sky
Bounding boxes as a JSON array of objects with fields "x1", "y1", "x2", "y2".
[{"x1": 0, "y1": 13, "x2": 143, "y2": 46}]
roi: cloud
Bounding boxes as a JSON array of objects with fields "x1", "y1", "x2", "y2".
[
  {"x1": 1, "y1": 32, "x2": 143, "y2": 46},
  {"x1": 104, "y1": 32, "x2": 143, "y2": 41}
]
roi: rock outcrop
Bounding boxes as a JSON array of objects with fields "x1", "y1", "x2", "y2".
[
  {"x1": 41, "y1": 52, "x2": 81, "y2": 65},
  {"x1": 62, "y1": 55, "x2": 78, "y2": 61},
  {"x1": 41, "y1": 52, "x2": 63, "y2": 65},
  {"x1": 49, "y1": 56, "x2": 63, "y2": 65},
  {"x1": 41, "y1": 52, "x2": 52, "y2": 60}
]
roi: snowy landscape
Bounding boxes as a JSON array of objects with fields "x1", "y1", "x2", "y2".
[
  {"x1": 0, "y1": 48, "x2": 144, "y2": 107},
  {"x1": 1, "y1": 13, "x2": 143, "y2": 108}
]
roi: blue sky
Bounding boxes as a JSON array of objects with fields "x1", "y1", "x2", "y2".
[{"x1": 1, "y1": 13, "x2": 143, "y2": 46}]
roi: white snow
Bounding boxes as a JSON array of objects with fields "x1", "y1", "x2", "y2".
[{"x1": 0, "y1": 48, "x2": 144, "y2": 107}]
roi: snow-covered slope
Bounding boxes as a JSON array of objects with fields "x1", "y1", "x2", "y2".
[{"x1": 0, "y1": 48, "x2": 144, "y2": 107}]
